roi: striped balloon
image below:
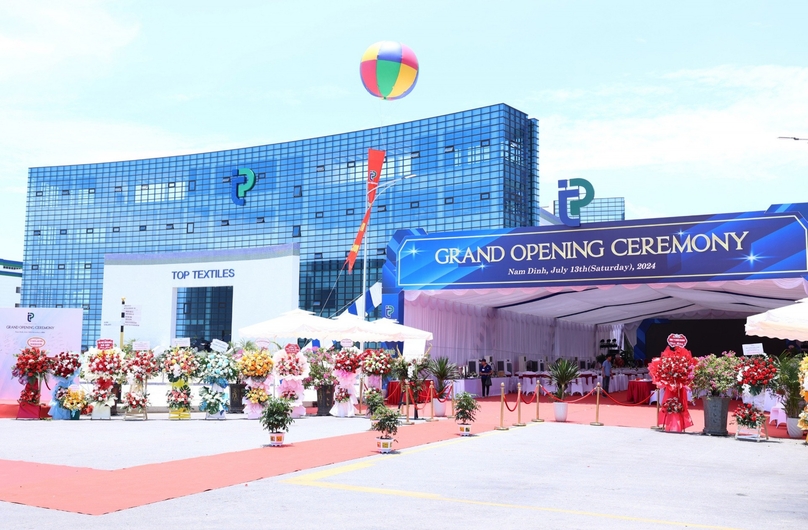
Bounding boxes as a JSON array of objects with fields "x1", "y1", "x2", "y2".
[{"x1": 360, "y1": 41, "x2": 419, "y2": 100}]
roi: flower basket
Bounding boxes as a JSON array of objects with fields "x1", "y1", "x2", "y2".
[
  {"x1": 733, "y1": 403, "x2": 765, "y2": 442},
  {"x1": 167, "y1": 380, "x2": 192, "y2": 420},
  {"x1": 17, "y1": 402, "x2": 49, "y2": 420}
]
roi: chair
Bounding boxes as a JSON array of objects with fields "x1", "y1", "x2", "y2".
[
  {"x1": 769, "y1": 403, "x2": 787, "y2": 427},
  {"x1": 569, "y1": 377, "x2": 584, "y2": 396}
]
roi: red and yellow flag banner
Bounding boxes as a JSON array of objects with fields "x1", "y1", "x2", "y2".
[{"x1": 346, "y1": 149, "x2": 385, "y2": 272}]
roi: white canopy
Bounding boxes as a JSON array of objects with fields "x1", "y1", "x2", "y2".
[
  {"x1": 238, "y1": 309, "x2": 340, "y2": 342},
  {"x1": 745, "y1": 298, "x2": 808, "y2": 341}
]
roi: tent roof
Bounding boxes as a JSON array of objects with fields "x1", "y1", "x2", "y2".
[
  {"x1": 405, "y1": 278, "x2": 808, "y2": 326},
  {"x1": 745, "y1": 298, "x2": 808, "y2": 341}
]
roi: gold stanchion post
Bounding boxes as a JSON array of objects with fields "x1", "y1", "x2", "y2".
[
  {"x1": 513, "y1": 382, "x2": 526, "y2": 426},
  {"x1": 358, "y1": 376, "x2": 364, "y2": 416},
  {"x1": 496, "y1": 382, "x2": 509, "y2": 431},
  {"x1": 590, "y1": 383, "x2": 604, "y2": 426},
  {"x1": 532, "y1": 379, "x2": 544, "y2": 423},
  {"x1": 402, "y1": 382, "x2": 414, "y2": 425},
  {"x1": 651, "y1": 388, "x2": 663, "y2": 430},
  {"x1": 425, "y1": 384, "x2": 436, "y2": 422}
]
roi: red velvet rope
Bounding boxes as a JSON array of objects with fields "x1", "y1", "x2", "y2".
[
  {"x1": 502, "y1": 392, "x2": 518, "y2": 412},
  {"x1": 407, "y1": 388, "x2": 428, "y2": 410},
  {"x1": 520, "y1": 390, "x2": 536, "y2": 404},
  {"x1": 601, "y1": 389, "x2": 653, "y2": 407},
  {"x1": 538, "y1": 384, "x2": 598, "y2": 403},
  {"x1": 435, "y1": 384, "x2": 453, "y2": 403}
]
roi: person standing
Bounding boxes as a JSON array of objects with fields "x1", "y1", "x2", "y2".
[
  {"x1": 479, "y1": 359, "x2": 493, "y2": 397},
  {"x1": 602, "y1": 354, "x2": 612, "y2": 394}
]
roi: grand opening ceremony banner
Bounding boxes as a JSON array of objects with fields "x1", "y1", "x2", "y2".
[
  {"x1": 0, "y1": 308, "x2": 83, "y2": 401},
  {"x1": 385, "y1": 211, "x2": 808, "y2": 291}
]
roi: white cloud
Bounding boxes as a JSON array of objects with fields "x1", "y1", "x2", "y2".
[
  {"x1": 533, "y1": 65, "x2": 808, "y2": 200},
  {"x1": 0, "y1": 2, "x2": 139, "y2": 79}
]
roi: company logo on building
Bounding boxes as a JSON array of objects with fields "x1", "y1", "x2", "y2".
[
  {"x1": 558, "y1": 178, "x2": 595, "y2": 227},
  {"x1": 231, "y1": 168, "x2": 256, "y2": 206},
  {"x1": 27, "y1": 312, "x2": 34, "y2": 322}
]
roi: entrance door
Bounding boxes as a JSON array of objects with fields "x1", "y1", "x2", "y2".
[{"x1": 175, "y1": 286, "x2": 233, "y2": 348}]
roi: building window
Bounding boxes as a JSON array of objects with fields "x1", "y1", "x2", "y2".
[
  {"x1": 344, "y1": 250, "x2": 351, "y2": 257},
  {"x1": 168, "y1": 182, "x2": 176, "y2": 188},
  {"x1": 257, "y1": 217, "x2": 265, "y2": 224},
  {"x1": 112, "y1": 227, "x2": 120, "y2": 233},
  {"x1": 292, "y1": 225, "x2": 301, "y2": 237},
  {"x1": 35, "y1": 191, "x2": 43, "y2": 197},
  {"x1": 410, "y1": 201, "x2": 420, "y2": 208},
  {"x1": 59, "y1": 229, "x2": 67, "y2": 235},
  {"x1": 139, "y1": 225, "x2": 147, "y2": 231},
  {"x1": 62, "y1": 189, "x2": 70, "y2": 195},
  {"x1": 315, "y1": 212, "x2": 324, "y2": 218},
  {"x1": 141, "y1": 184, "x2": 148, "y2": 190},
  {"x1": 33, "y1": 230, "x2": 41, "y2": 236},
  {"x1": 377, "y1": 204, "x2": 387, "y2": 212},
  {"x1": 57, "y1": 264, "x2": 65, "y2": 270},
  {"x1": 377, "y1": 248, "x2": 386, "y2": 255},
  {"x1": 187, "y1": 223, "x2": 194, "y2": 233},
  {"x1": 480, "y1": 192, "x2": 490, "y2": 200},
  {"x1": 481, "y1": 139, "x2": 490, "y2": 147},
  {"x1": 346, "y1": 208, "x2": 354, "y2": 216},
  {"x1": 445, "y1": 197, "x2": 454, "y2": 205},
  {"x1": 82, "y1": 304, "x2": 90, "y2": 310},
  {"x1": 166, "y1": 224, "x2": 174, "y2": 230},
  {"x1": 188, "y1": 180, "x2": 196, "y2": 191},
  {"x1": 114, "y1": 186, "x2": 123, "y2": 192},
  {"x1": 31, "y1": 265, "x2": 39, "y2": 270},
  {"x1": 84, "y1": 263, "x2": 92, "y2": 269},
  {"x1": 316, "y1": 165, "x2": 325, "y2": 172},
  {"x1": 88, "y1": 188, "x2": 95, "y2": 194},
  {"x1": 257, "y1": 173, "x2": 265, "y2": 181},
  {"x1": 86, "y1": 228, "x2": 94, "y2": 234},
  {"x1": 410, "y1": 151, "x2": 420, "y2": 159},
  {"x1": 293, "y1": 185, "x2": 302, "y2": 197},
  {"x1": 55, "y1": 304, "x2": 63, "y2": 308},
  {"x1": 15, "y1": 287, "x2": 20, "y2": 294},
  {"x1": 347, "y1": 161, "x2": 355, "y2": 168},
  {"x1": 221, "y1": 220, "x2": 229, "y2": 226},
  {"x1": 314, "y1": 252, "x2": 323, "y2": 259},
  {"x1": 444, "y1": 146, "x2": 454, "y2": 153},
  {"x1": 222, "y1": 176, "x2": 231, "y2": 183}
]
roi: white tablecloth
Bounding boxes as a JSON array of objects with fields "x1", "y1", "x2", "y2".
[
  {"x1": 453, "y1": 377, "x2": 514, "y2": 397},
  {"x1": 742, "y1": 390, "x2": 781, "y2": 412}
]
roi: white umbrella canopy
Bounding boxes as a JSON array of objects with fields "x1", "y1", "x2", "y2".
[
  {"x1": 326, "y1": 314, "x2": 434, "y2": 342},
  {"x1": 238, "y1": 309, "x2": 341, "y2": 342},
  {"x1": 745, "y1": 299, "x2": 808, "y2": 342},
  {"x1": 367, "y1": 318, "x2": 433, "y2": 341}
]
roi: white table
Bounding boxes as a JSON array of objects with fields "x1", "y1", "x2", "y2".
[
  {"x1": 742, "y1": 390, "x2": 781, "y2": 412},
  {"x1": 453, "y1": 377, "x2": 514, "y2": 397}
]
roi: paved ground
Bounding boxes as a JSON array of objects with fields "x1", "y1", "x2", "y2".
[{"x1": 0, "y1": 412, "x2": 805, "y2": 529}]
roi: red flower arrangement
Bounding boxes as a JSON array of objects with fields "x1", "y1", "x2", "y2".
[
  {"x1": 12, "y1": 347, "x2": 52, "y2": 405},
  {"x1": 87, "y1": 348, "x2": 124, "y2": 379},
  {"x1": 280, "y1": 389, "x2": 299, "y2": 401},
  {"x1": 360, "y1": 348, "x2": 392, "y2": 376},
  {"x1": 663, "y1": 397, "x2": 684, "y2": 414},
  {"x1": 166, "y1": 384, "x2": 192, "y2": 410},
  {"x1": 89, "y1": 377, "x2": 116, "y2": 406},
  {"x1": 123, "y1": 391, "x2": 149, "y2": 411},
  {"x1": 51, "y1": 351, "x2": 81, "y2": 379},
  {"x1": 333, "y1": 347, "x2": 362, "y2": 373},
  {"x1": 161, "y1": 348, "x2": 199, "y2": 382},
  {"x1": 12, "y1": 347, "x2": 52, "y2": 382},
  {"x1": 733, "y1": 403, "x2": 765, "y2": 429},
  {"x1": 275, "y1": 352, "x2": 305, "y2": 377},
  {"x1": 648, "y1": 347, "x2": 697, "y2": 390},
  {"x1": 335, "y1": 387, "x2": 351, "y2": 403},
  {"x1": 124, "y1": 350, "x2": 160, "y2": 382},
  {"x1": 736, "y1": 356, "x2": 778, "y2": 396}
]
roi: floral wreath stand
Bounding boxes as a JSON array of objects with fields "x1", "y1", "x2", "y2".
[
  {"x1": 204, "y1": 383, "x2": 227, "y2": 420},
  {"x1": 17, "y1": 376, "x2": 49, "y2": 420},
  {"x1": 735, "y1": 423, "x2": 764, "y2": 442},
  {"x1": 125, "y1": 380, "x2": 148, "y2": 421},
  {"x1": 169, "y1": 380, "x2": 191, "y2": 420}
]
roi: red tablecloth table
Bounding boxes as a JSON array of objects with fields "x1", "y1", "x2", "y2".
[
  {"x1": 627, "y1": 380, "x2": 655, "y2": 403},
  {"x1": 385, "y1": 380, "x2": 434, "y2": 405}
]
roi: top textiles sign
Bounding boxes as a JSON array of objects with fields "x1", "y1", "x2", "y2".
[{"x1": 390, "y1": 212, "x2": 808, "y2": 290}]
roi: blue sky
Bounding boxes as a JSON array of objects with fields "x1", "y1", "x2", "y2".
[{"x1": 1, "y1": 1, "x2": 807, "y2": 260}]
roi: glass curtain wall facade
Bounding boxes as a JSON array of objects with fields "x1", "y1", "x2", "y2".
[
  {"x1": 553, "y1": 197, "x2": 626, "y2": 223},
  {"x1": 22, "y1": 104, "x2": 539, "y2": 349}
]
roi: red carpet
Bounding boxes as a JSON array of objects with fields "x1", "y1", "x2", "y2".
[{"x1": 0, "y1": 392, "x2": 801, "y2": 515}]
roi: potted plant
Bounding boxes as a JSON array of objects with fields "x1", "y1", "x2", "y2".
[
  {"x1": 691, "y1": 351, "x2": 740, "y2": 436},
  {"x1": 775, "y1": 354, "x2": 806, "y2": 438},
  {"x1": 427, "y1": 356, "x2": 460, "y2": 417},
  {"x1": 304, "y1": 346, "x2": 337, "y2": 416},
  {"x1": 259, "y1": 396, "x2": 295, "y2": 446},
  {"x1": 548, "y1": 359, "x2": 580, "y2": 422},
  {"x1": 371, "y1": 405, "x2": 400, "y2": 453},
  {"x1": 364, "y1": 387, "x2": 386, "y2": 417},
  {"x1": 454, "y1": 391, "x2": 480, "y2": 436}
]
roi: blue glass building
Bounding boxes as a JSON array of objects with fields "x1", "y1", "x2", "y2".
[{"x1": 22, "y1": 104, "x2": 539, "y2": 349}]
